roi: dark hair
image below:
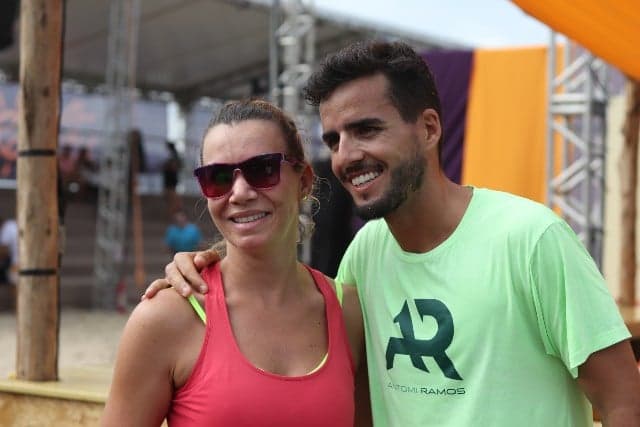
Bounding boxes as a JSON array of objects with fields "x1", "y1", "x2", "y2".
[
  {"x1": 303, "y1": 41, "x2": 442, "y2": 124},
  {"x1": 202, "y1": 99, "x2": 306, "y2": 172}
]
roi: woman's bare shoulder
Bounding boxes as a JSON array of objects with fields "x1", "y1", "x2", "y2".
[{"x1": 127, "y1": 288, "x2": 201, "y2": 340}]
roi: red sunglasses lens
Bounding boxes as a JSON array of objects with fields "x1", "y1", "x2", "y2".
[
  {"x1": 196, "y1": 164, "x2": 234, "y2": 198},
  {"x1": 242, "y1": 156, "x2": 281, "y2": 188},
  {"x1": 194, "y1": 153, "x2": 283, "y2": 198}
]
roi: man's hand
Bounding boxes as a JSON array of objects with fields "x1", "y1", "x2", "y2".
[{"x1": 142, "y1": 249, "x2": 221, "y2": 300}]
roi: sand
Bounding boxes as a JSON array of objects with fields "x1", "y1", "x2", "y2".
[{"x1": 0, "y1": 309, "x2": 129, "y2": 378}]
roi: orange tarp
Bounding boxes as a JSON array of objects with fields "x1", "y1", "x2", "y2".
[
  {"x1": 511, "y1": 0, "x2": 640, "y2": 80},
  {"x1": 462, "y1": 47, "x2": 548, "y2": 202}
]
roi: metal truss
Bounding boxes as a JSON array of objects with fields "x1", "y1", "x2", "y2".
[
  {"x1": 271, "y1": 0, "x2": 316, "y2": 263},
  {"x1": 93, "y1": 0, "x2": 140, "y2": 309},
  {"x1": 547, "y1": 33, "x2": 608, "y2": 267}
]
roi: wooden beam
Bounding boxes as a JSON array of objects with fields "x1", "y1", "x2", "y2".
[
  {"x1": 130, "y1": 140, "x2": 145, "y2": 292},
  {"x1": 619, "y1": 78, "x2": 640, "y2": 307},
  {"x1": 16, "y1": 0, "x2": 63, "y2": 380}
]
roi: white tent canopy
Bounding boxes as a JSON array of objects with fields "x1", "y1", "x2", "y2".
[{"x1": 0, "y1": 0, "x2": 462, "y2": 101}]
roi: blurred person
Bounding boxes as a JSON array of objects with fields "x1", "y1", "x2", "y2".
[
  {"x1": 0, "y1": 139, "x2": 17, "y2": 179},
  {"x1": 162, "y1": 141, "x2": 183, "y2": 217},
  {"x1": 0, "y1": 215, "x2": 17, "y2": 288},
  {"x1": 102, "y1": 100, "x2": 370, "y2": 426},
  {"x1": 58, "y1": 144, "x2": 78, "y2": 195},
  {"x1": 76, "y1": 145, "x2": 98, "y2": 199},
  {"x1": 147, "y1": 41, "x2": 640, "y2": 426},
  {"x1": 164, "y1": 210, "x2": 202, "y2": 255}
]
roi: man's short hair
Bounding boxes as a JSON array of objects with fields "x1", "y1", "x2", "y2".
[{"x1": 303, "y1": 40, "x2": 442, "y2": 124}]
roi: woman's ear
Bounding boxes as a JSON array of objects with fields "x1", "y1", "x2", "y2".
[{"x1": 300, "y1": 163, "x2": 314, "y2": 199}]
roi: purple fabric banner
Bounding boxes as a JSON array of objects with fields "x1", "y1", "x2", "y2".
[{"x1": 422, "y1": 50, "x2": 473, "y2": 184}]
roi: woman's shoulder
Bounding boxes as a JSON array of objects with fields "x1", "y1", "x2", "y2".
[
  {"x1": 308, "y1": 270, "x2": 358, "y2": 310},
  {"x1": 128, "y1": 288, "x2": 202, "y2": 341},
  {"x1": 320, "y1": 274, "x2": 337, "y2": 293}
]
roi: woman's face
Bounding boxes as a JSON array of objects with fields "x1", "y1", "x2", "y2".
[{"x1": 201, "y1": 119, "x2": 309, "y2": 253}]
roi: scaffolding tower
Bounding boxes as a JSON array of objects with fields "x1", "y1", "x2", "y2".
[
  {"x1": 271, "y1": 0, "x2": 316, "y2": 263},
  {"x1": 547, "y1": 33, "x2": 608, "y2": 268},
  {"x1": 93, "y1": 0, "x2": 140, "y2": 309}
]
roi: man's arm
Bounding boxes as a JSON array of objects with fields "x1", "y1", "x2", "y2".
[
  {"x1": 577, "y1": 340, "x2": 640, "y2": 426},
  {"x1": 528, "y1": 220, "x2": 640, "y2": 424},
  {"x1": 142, "y1": 249, "x2": 220, "y2": 299},
  {"x1": 339, "y1": 281, "x2": 371, "y2": 427},
  {"x1": 354, "y1": 351, "x2": 372, "y2": 427}
]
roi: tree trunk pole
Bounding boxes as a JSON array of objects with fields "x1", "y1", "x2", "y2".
[
  {"x1": 16, "y1": 0, "x2": 63, "y2": 380},
  {"x1": 619, "y1": 78, "x2": 640, "y2": 307},
  {"x1": 130, "y1": 152, "x2": 145, "y2": 290}
]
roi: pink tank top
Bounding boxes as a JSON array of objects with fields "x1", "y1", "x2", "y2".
[{"x1": 167, "y1": 264, "x2": 355, "y2": 426}]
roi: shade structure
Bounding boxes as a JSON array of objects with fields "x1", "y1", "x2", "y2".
[
  {"x1": 0, "y1": 0, "x2": 458, "y2": 101},
  {"x1": 511, "y1": 0, "x2": 640, "y2": 80}
]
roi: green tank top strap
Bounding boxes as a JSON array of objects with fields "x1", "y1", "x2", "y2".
[
  {"x1": 188, "y1": 294, "x2": 206, "y2": 324},
  {"x1": 335, "y1": 280, "x2": 344, "y2": 306}
]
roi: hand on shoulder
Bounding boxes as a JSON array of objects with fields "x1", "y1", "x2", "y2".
[{"x1": 142, "y1": 249, "x2": 221, "y2": 300}]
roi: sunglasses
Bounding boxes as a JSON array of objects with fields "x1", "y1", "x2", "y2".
[{"x1": 194, "y1": 152, "x2": 300, "y2": 198}]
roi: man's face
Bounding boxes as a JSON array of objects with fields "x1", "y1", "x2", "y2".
[{"x1": 319, "y1": 74, "x2": 426, "y2": 220}]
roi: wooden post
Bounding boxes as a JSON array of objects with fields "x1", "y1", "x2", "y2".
[
  {"x1": 16, "y1": 0, "x2": 63, "y2": 380},
  {"x1": 126, "y1": 130, "x2": 146, "y2": 292},
  {"x1": 130, "y1": 150, "x2": 145, "y2": 290},
  {"x1": 619, "y1": 78, "x2": 640, "y2": 307}
]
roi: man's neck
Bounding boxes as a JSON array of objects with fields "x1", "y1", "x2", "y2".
[{"x1": 384, "y1": 177, "x2": 472, "y2": 254}]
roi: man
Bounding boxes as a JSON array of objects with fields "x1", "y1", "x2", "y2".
[
  {"x1": 145, "y1": 41, "x2": 640, "y2": 425},
  {"x1": 0, "y1": 215, "x2": 18, "y2": 286},
  {"x1": 162, "y1": 141, "x2": 183, "y2": 217},
  {"x1": 164, "y1": 210, "x2": 202, "y2": 255}
]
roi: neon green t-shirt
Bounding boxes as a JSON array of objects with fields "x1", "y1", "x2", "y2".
[{"x1": 337, "y1": 188, "x2": 629, "y2": 426}]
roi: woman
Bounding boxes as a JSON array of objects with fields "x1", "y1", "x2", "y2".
[{"x1": 102, "y1": 100, "x2": 368, "y2": 426}]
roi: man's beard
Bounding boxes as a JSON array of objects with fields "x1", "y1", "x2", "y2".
[{"x1": 354, "y1": 150, "x2": 425, "y2": 221}]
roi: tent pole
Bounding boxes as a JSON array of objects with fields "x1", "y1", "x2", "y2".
[{"x1": 619, "y1": 78, "x2": 640, "y2": 306}]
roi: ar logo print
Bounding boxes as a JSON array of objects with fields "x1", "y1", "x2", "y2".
[{"x1": 385, "y1": 299, "x2": 462, "y2": 380}]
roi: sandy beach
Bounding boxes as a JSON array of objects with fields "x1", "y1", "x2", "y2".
[{"x1": 0, "y1": 309, "x2": 129, "y2": 379}]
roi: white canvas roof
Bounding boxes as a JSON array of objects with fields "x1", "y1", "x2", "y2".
[{"x1": 0, "y1": 0, "x2": 462, "y2": 101}]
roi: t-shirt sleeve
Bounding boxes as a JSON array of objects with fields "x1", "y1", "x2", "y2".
[{"x1": 528, "y1": 220, "x2": 630, "y2": 378}]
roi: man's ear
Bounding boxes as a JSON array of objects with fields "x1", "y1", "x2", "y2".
[{"x1": 421, "y1": 108, "x2": 442, "y2": 152}]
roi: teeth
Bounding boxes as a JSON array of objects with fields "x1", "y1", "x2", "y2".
[
  {"x1": 351, "y1": 172, "x2": 380, "y2": 187},
  {"x1": 233, "y1": 213, "x2": 267, "y2": 223}
]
